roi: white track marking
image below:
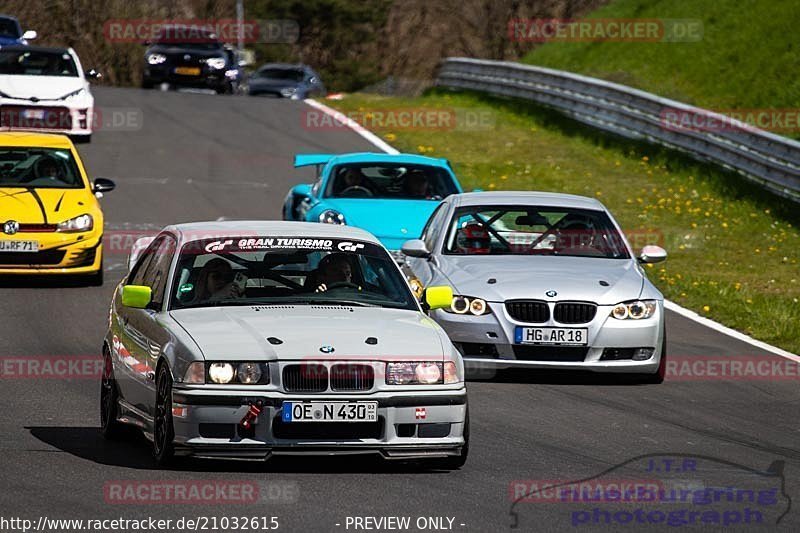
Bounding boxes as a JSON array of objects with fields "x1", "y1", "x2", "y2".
[{"x1": 304, "y1": 98, "x2": 799, "y2": 360}]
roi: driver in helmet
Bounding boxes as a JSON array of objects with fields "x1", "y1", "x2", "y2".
[
  {"x1": 455, "y1": 222, "x2": 491, "y2": 254},
  {"x1": 335, "y1": 167, "x2": 373, "y2": 196},
  {"x1": 35, "y1": 156, "x2": 62, "y2": 181},
  {"x1": 314, "y1": 252, "x2": 359, "y2": 292}
]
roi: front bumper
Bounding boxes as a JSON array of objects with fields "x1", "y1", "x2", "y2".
[
  {"x1": 169, "y1": 387, "x2": 467, "y2": 459},
  {"x1": 0, "y1": 232, "x2": 102, "y2": 274},
  {"x1": 143, "y1": 65, "x2": 233, "y2": 90},
  {"x1": 0, "y1": 100, "x2": 93, "y2": 136},
  {"x1": 432, "y1": 301, "x2": 664, "y2": 374}
]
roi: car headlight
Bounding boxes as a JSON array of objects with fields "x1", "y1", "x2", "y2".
[
  {"x1": 205, "y1": 362, "x2": 269, "y2": 384},
  {"x1": 146, "y1": 53, "x2": 167, "y2": 65},
  {"x1": 319, "y1": 209, "x2": 346, "y2": 225},
  {"x1": 237, "y1": 362, "x2": 262, "y2": 384},
  {"x1": 280, "y1": 87, "x2": 297, "y2": 97},
  {"x1": 62, "y1": 88, "x2": 85, "y2": 100},
  {"x1": 183, "y1": 362, "x2": 205, "y2": 384},
  {"x1": 205, "y1": 57, "x2": 226, "y2": 70},
  {"x1": 386, "y1": 362, "x2": 461, "y2": 385},
  {"x1": 444, "y1": 295, "x2": 491, "y2": 316},
  {"x1": 610, "y1": 300, "x2": 657, "y2": 320},
  {"x1": 56, "y1": 214, "x2": 93, "y2": 233}
]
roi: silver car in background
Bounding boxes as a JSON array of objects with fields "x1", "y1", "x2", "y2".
[
  {"x1": 101, "y1": 221, "x2": 467, "y2": 468},
  {"x1": 401, "y1": 192, "x2": 668, "y2": 382}
]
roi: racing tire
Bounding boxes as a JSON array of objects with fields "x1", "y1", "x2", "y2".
[
  {"x1": 637, "y1": 333, "x2": 667, "y2": 384},
  {"x1": 153, "y1": 363, "x2": 176, "y2": 466},
  {"x1": 86, "y1": 263, "x2": 103, "y2": 286},
  {"x1": 100, "y1": 347, "x2": 125, "y2": 440},
  {"x1": 429, "y1": 406, "x2": 469, "y2": 470}
]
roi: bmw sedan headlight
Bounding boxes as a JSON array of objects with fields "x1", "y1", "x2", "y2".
[
  {"x1": 202, "y1": 361, "x2": 269, "y2": 384},
  {"x1": 280, "y1": 87, "x2": 297, "y2": 98},
  {"x1": 610, "y1": 300, "x2": 657, "y2": 320},
  {"x1": 56, "y1": 214, "x2": 93, "y2": 233},
  {"x1": 146, "y1": 53, "x2": 167, "y2": 65},
  {"x1": 443, "y1": 295, "x2": 492, "y2": 316},
  {"x1": 319, "y1": 209, "x2": 346, "y2": 225},
  {"x1": 205, "y1": 57, "x2": 226, "y2": 70},
  {"x1": 386, "y1": 361, "x2": 461, "y2": 385}
]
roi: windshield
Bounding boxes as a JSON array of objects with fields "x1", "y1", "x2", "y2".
[
  {"x1": 154, "y1": 27, "x2": 222, "y2": 49},
  {"x1": 255, "y1": 68, "x2": 305, "y2": 81},
  {"x1": 326, "y1": 163, "x2": 458, "y2": 200},
  {"x1": 444, "y1": 205, "x2": 630, "y2": 259},
  {"x1": 0, "y1": 50, "x2": 78, "y2": 77},
  {"x1": 0, "y1": 18, "x2": 20, "y2": 38},
  {"x1": 170, "y1": 236, "x2": 418, "y2": 311},
  {"x1": 0, "y1": 148, "x2": 84, "y2": 188}
]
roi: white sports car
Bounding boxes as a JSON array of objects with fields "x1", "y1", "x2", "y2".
[{"x1": 0, "y1": 45, "x2": 100, "y2": 142}]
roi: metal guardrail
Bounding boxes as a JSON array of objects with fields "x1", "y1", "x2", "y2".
[{"x1": 436, "y1": 57, "x2": 800, "y2": 202}]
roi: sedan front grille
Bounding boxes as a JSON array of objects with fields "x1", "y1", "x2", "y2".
[
  {"x1": 330, "y1": 364, "x2": 374, "y2": 391},
  {"x1": 554, "y1": 302, "x2": 597, "y2": 324},
  {"x1": 283, "y1": 364, "x2": 328, "y2": 392},
  {"x1": 506, "y1": 300, "x2": 549, "y2": 323}
]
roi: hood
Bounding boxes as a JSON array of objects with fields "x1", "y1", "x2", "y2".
[
  {"x1": 170, "y1": 305, "x2": 446, "y2": 361},
  {"x1": 323, "y1": 198, "x2": 438, "y2": 250},
  {"x1": 0, "y1": 187, "x2": 94, "y2": 224},
  {"x1": 0, "y1": 75, "x2": 84, "y2": 101},
  {"x1": 438, "y1": 255, "x2": 646, "y2": 306}
]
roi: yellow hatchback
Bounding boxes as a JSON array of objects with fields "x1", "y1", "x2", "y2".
[{"x1": 0, "y1": 132, "x2": 114, "y2": 284}]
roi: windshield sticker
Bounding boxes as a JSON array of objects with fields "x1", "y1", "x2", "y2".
[{"x1": 237, "y1": 237, "x2": 334, "y2": 250}]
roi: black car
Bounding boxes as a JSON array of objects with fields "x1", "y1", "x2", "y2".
[
  {"x1": 247, "y1": 63, "x2": 325, "y2": 99},
  {"x1": 141, "y1": 25, "x2": 243, "y2": 94}
]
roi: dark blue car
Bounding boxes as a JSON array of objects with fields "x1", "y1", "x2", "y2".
[{"x1": 0, "y1": 15, "x2": 36, "y2": 46}]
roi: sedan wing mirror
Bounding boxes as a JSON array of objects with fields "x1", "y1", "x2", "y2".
[
  {"x1": 22, "y1": 30, "x2": 37, "y2": 40},
  {"x1": 92, "y1": 178, "x2": 115, "y2": 193},
  {"x1": 638, "y1": 245, "x2": 668, "y2": 264},
  {"x1": 401, "y1": 239, "x2": 430, "y2": 258}
]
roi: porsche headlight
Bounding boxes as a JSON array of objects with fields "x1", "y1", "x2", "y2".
[
  {"x1": 205, "y1": 57, "x2": 226, "y2": 70},
  {"x1": 146, "y1": 53, "x2": 167, "y2": 65},
  {"x1": 610, "y1": 300, "x2": 657, "y2": 320},
  {"x1": 386, "y1": 362, "x2": 460, "y2": 385},
  {"x1": 319, "y1": 209, "x2": 346, "y2": 225},
  {"x1": 56, "y1": 214, "x2": 93, "y2": 233},
  {"x1": 445, "y1": 295, "x2": 491, "y2": 316}
]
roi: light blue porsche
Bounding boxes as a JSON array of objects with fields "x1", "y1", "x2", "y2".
[{"x1": 283, "y1": 153, "x2": 464, "y2": 250}]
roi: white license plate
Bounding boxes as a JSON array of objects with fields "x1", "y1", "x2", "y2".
[
  {"x1": 0, "y1": 240, "x2": 39, "y2": 252},
  {"x1": 22, "y1": 109, "x2": 45, "y2": 120},
  {"x1": 515, "y1": 327, "x2": 588, "y2": 346},
  {"x1": 281, "y1": 401, "x2": 378, "y2": 423}
]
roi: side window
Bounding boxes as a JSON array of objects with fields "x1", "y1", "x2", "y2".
[
  {"x1": 422, "y1": 203, "x2": 448, "y2": 251},
  {"x1": 144, "y1": 236, "x2": 176, "y2": 309},
  {"x1": 128, "y1": 244, "x2": 157, "y2": 286}
]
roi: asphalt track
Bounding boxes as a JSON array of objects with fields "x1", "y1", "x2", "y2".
[{"x1": 0, "y1": 87, "x2": 798, "y2": 532}]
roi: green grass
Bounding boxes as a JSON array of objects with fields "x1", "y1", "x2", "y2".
[
  {"x1": 328, "y1": 91, "x2": 800, "y2": 354},
  {"x1": 520, "y1": 0, "x2": 800, "y2": 136}
]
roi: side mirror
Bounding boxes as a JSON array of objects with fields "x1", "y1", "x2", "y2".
[
  {"x1": 423, "y1": 286, "x2": 453, "y2": 310},
  {"x1": 86, "y1": 69, "x2": 102, "y2": 80},
  {"x1": 128, "y1": 236, "x2": 156, "y2": 271},
  {"x1": 22, "y1": 30, "x2": 37, "y2": 40},
  {"x1": 401, "y1": 239, "x2": 430, "y2": 258},
  {"x1": 638, "y1": 245, "x2": 667, "y2": 264},
  {"x1": 121, "y1": 285, "x2": 152, "y2": 309},
  {"x1": 92, "y1": 178, "x2": 116, "y2": 193}
]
